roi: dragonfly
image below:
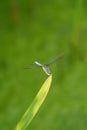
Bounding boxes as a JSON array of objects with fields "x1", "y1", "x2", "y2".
[{"x1": 25, "y1": 53, "x2": 64, "y2": 76}]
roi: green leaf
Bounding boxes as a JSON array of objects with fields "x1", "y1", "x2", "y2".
[{"x1": 15, "y1": 74, "x2": 52, "y2": 130}]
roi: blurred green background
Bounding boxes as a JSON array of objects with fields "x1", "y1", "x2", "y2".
[{"x1": 0, "y1": 0, "x2": 87, "y2": 130}]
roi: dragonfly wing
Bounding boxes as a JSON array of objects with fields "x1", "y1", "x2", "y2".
[
  {"x1": 45, "y1": 53, "x2": 64, "y2": 65},
  {"x1": 24, "y1": 63, "x2": 41, "y2": 69},
  {"x1": 35, "y1": 61, "x2": 43, "y2": 67}
]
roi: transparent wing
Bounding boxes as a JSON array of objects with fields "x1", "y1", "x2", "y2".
[
  {"x1": 45, "y1": 53, "x2": 64, "y2": 66},
  {"x1": 24, "y1": 63, "x2": 41, "y2": 69}
]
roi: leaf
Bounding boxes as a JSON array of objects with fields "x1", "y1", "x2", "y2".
[{"x1": 15, "y1": 74, "x2": 52, "y2": 130}]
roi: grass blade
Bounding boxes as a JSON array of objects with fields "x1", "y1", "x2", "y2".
[{"x1": 15, "y1": 74, "x2": 52, "y2": 130}]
